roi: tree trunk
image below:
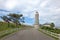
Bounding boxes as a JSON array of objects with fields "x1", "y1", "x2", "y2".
[{"x1": 8, "y1": 22, "x2": 9, "y2": 27}]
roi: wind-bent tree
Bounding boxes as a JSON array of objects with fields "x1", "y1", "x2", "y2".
[
  {"x1": 8, "y1": 13, "x2": 25, "y2": 26},
  {"x1": 19, "y1": 17, "x2": 25, "y2": 24},
  {"x1": 1, "y1": 16, "x2": 11, "y2": 27}
]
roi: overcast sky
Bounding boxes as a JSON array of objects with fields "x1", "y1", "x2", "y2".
[{"x1": 0, "y1": 0, "x2": 60, "y2": 27}]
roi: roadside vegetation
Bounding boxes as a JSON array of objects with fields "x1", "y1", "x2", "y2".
[
  {"x1": 40, "y1": 26, "x2": 60, "y2": 34},
  {"x1": 40, "y1": 23, "x2": 60, "y2": 34},
  {"x1": 39, "y1": 23, "x2": 60, "y2": 40},
  {"x1": 0, "y1": 13, "x2": 25, "y2": 39}
]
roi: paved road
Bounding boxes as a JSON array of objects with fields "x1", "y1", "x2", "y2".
[{"x1": 1, "y1": 28, "x2": 55, "y2": 40}]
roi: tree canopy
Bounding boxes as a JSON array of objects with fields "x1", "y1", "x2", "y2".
[
  {"x1": 50, "y1": 23, "x2": 55, "y2": 28},
  {"x1": 8, "y1": 13, "x2": 25, "y2": 25}
]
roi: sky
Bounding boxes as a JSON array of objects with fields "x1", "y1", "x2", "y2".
[{"x1": 0, "y1": 0, "x2": 60, "y2": 27}]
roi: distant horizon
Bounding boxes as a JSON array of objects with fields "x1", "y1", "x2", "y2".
[{"x1": 0, "y1": 20, "x2": 60, "y2": 28}]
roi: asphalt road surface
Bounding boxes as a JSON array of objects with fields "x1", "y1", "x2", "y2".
[{"x1": 1, "y1": 28, "x2": 55, "y2": 40}]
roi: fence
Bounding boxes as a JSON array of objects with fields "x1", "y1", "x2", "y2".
[{"x1": 39, "y1": 29, "x2": 60, "y2": 40}]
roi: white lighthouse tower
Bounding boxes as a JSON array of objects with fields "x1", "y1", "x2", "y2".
[{"x1": 34, "y1": 11, "x2": 39, "y2": 29}]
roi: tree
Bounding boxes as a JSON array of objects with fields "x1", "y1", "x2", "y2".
[
  {"x1": 1, "y1": 16, "x2": 11, "y2": 27},
  {"x1": 50, "y1": 23, "x2": 55, "y2": 28},
  {"x1": 8, "y1": 13, "x2": 25, "y2": 26}
]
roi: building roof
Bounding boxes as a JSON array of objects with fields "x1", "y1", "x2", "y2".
[{"x1": 43, "y1": 23, "x2": 51, "y2": 25}]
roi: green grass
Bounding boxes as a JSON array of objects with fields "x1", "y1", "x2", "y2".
[
  {"x1": 39, "y1": 26, "x2": 60, "y2": 40},
  {"x1": 0, "y1": 21, "x2": 33, "y2": 39},
  {"x1": 0, "y1": 28, "x2": 21, "y2": 38},
  {"x1": 0, "y1": 21, "x2": 32, "y2": 39},
  {"x1": 0, "y1": 21, "x2": 21, "y2": 31},
  {"x1": 0, "y1": 21, "x2": 22, "y2": 39},
  {"x1": 39, "y1": 29, "x2": 59, "y2": 40},
  {"x1": 40, "y1": 26, "x2": 60, "y2": 34}
]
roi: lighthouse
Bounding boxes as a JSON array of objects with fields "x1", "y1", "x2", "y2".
[{"x1": 34, "y1": 11, "x2": 39, "y2": 29}]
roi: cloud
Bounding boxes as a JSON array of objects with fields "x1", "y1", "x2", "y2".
[
  {"x1": 5, "y1": 0, "x2": 18, "y2": 10},
  {"x1": 40, "y1": 0, "x2": 49, "y2": 8},
  {"x1": 0, "y1": 0, "x2": 60, "y2": 27}
]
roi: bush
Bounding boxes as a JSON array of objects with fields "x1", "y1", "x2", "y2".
[
  {"x1": 40, "y1": 26, "x2": 60, "y2": 34},
  {"x1": 0, "y1": 22, "x2": 20, "y2": 31}
]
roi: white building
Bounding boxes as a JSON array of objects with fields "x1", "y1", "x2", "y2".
[{"x1": 43, "y1": 23, "x2": 51, "y2": 27}]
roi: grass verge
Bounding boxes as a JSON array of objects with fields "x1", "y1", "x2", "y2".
[
  {"x1": 38, "y1": 29, "x2": 59, "y2": 40},
  {"x1": 0, "y1": 28, "x2": 21, "y2": 39}
]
